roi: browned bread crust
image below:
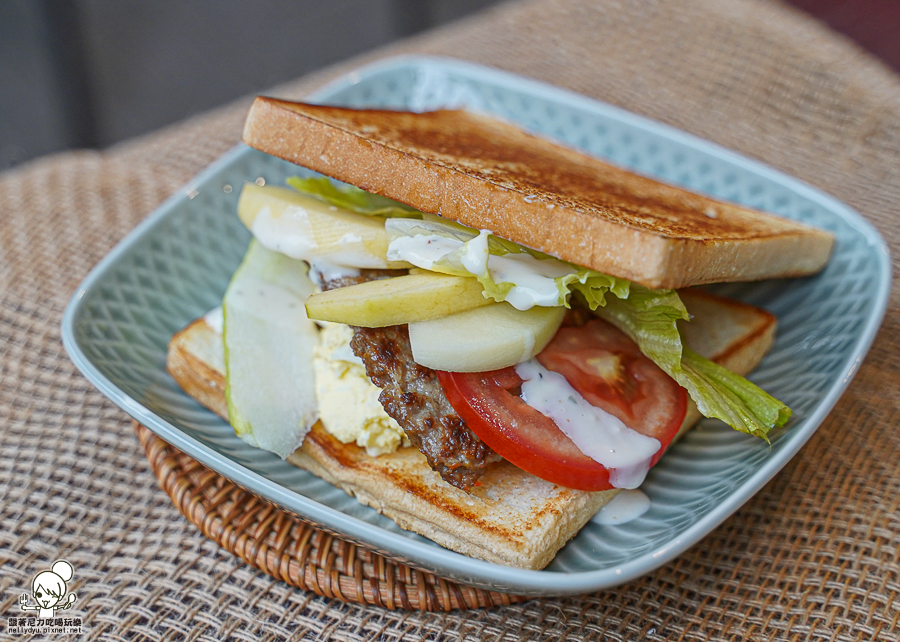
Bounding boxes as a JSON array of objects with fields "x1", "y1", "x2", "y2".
[
  {"x1": 166, "y1": 291, "x2": 775, "y2": 569},
  {"x1": 242, "y1": 98, "x2": 834, "y2": 289}
]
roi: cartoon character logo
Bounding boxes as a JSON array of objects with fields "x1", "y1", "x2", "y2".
[{"x1": 19, "y1": 560, "x2": 77, "y2": 619}]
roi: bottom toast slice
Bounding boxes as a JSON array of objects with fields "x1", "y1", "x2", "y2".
[{"x1": 166, "y1": 289, "x2": 775, "y2": 569}]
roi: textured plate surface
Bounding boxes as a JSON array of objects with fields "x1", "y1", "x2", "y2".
[{"x1": 63, "y1": 56, "x2": 890, "y2": 596}]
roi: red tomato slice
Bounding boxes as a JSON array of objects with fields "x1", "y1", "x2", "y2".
[{"x1": 437, "y1": 318, "x2": 687, "y2": 491}]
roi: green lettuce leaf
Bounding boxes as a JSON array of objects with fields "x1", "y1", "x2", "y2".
[
  {"x1": 286, "y1": 176, "x2": 420, "y2": 218},
  {"x1": 571, "y1": 272, "x2": 632, "y2": 310},
  {"x1": 595, "y1": 285, "x2": 791, "y2": 439},
  {"x1": 680, "y1": 348, "x2": 792, "y2": 439}
]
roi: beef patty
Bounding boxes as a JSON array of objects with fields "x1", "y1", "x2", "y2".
[{"x1": 321, "y1": 270, "x2": 498, "y2": 490}]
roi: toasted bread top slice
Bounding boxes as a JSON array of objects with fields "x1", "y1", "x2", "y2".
[
  {"x1": 167, "y1": 289, "x2": 775, "y2": 569},
  {"x1": 242, "y1": 98, "x2": 834, "y2": 289}
]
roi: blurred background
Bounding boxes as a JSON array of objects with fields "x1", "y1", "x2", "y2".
[{"x1": 2, "y1": 0, "x2": 898, "y2": 171}]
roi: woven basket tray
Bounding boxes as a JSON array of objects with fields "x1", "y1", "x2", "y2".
[{"x1": 136, "y1": 423, "x2": 529, "y2": 610}]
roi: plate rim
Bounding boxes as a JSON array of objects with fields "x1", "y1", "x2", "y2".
[{"x1": 62, "y1": 54, "x2": 892, "y2": 595}]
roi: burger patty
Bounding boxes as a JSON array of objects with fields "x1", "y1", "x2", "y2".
[
  {"x1": 321, "y1": 270, "x2": 498, "y2": 490},
  {"x1": 350, "y1": 324, "x2": 499, "y2": 490}
]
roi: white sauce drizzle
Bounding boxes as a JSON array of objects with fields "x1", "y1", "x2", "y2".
[
  {"x1": 514, "y1": 360, "x2": 660, "y2": 489},
  {"x1": 592, "y1": 490, "x2": 651, "y2": 525},
  {"x1": 203, "y1": 306, "x2": 224, "y2": 334},
  {"x1": 386, "y1": 234, "x2": 463, "y2": 269},
  {"x1": 385, "y1": 229, "x2": 577, "y2": 311},
  {"x1": 460, "y1": 229, "x2": 490, "y2": 275},
  {"x1": 487, "y1": 252, "x2": 575, "y2": 310},
  {"x1": 307, "y1": 259, "x2": 360, "y2": 289},
  {"x1": 251, "y1": 204, "x2": 386, "y2": 268}
]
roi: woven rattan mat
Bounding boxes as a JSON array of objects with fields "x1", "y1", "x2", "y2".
[
  {"x1": 2, "y1": 0, "x2": 899, "y2": 639},
  {"x1": 135, "y1": 423, "x2": 528, "y2": 611}
]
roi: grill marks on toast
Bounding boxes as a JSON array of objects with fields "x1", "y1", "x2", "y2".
[
  {"x1": 247, "y1": 101, "x2": 829, "y2": 241},
  {"x1": 307, "y1": 108, "x2": 776, "y2": 239}
]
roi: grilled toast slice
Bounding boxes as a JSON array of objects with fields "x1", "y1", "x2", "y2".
[
  {"x1": 166, "y1": 289, "x2": 775, "y2": 569},
  {"x1": 242, "y1": 98, "x2": 833, "y2": 289}
]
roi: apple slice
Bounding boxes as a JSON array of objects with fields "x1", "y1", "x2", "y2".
[
  {"x1": 223, "y1": 239, "x2": 319, "y2": 458},
  {"x1": 305, "y1": 272, "x2": 492, "y2": 327},
  {"x1": 408, "y1": 302, "x2": 565, "y2": 372},
  {"x1": 237, "y1": 183, "x2": 410, "y2": 269}
]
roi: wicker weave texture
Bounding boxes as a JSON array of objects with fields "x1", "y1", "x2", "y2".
[
  {"x1": 2, "y1": 0, "x2": 900, "y2": 639},
  {"x1": 137, "y1": 424, "x2": 526, "y2": 611}
]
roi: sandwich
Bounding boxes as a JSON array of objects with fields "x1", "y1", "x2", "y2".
[{"x1": 167, "y1": 98, "x2": 834, "y2": 569}]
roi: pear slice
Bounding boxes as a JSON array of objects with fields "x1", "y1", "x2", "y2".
[
  {"x1": 237, "y1": 183, "x2": 410, "y2": 269},
  {"x1": 223, "y1": 239, "x2": 319, "y2": 458},
  {"x1": 305, "y1": 272, "x2": 492, "y2": 327},
  {"x1": 408, "y1": 302, "x2": 565, "y2": 372}
]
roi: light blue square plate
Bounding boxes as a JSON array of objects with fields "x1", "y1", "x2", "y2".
[{"x1": 62, "y1": 56, "x2": 890, "y2": 596}]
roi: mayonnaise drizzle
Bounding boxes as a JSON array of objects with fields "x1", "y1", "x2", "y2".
[
  {"x1": 460, "y1": 229, "x2": 490, "y2": 275},
  {"x1": 307, "y1": 259, "x2": 360, "y2": 289},
  {"x1": 247, "y1": 205, "x2": 364, "y2": 290},
  {"x1": 386, "y1": 229, "x2": 577, "y2": 311},
  {"x1": 592, "y1": 489, "x2": 651, "y2": 525},
  {"x1": 251, "y1": 204, "x2": 388, "y2": 268},
  {"x1": 386, "y1": 234, "x2": 463, "y2": 269},
  {"x1": 514, "y1": 360, "x2": 661, "y2": 489},
  {"x1": 203, "y1": 306, "x2": 224, "y2": 334},
  {"x1": 487, "y1": 252, "x2": 575, "y2": 310}
]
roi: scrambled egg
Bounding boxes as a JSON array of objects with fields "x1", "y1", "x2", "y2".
[{"x1": 313, "y1": 323, "x2": 408, "y2": 456}]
